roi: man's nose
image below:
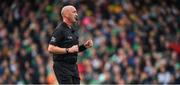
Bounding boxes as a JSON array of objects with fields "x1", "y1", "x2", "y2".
[{"x1": 75, "y1": 14, "x2": 78, "y2": 16}]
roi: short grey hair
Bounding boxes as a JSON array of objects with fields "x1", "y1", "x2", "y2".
[{"x1": 61, "y1": 5, "x2": 75, "y2": 16}]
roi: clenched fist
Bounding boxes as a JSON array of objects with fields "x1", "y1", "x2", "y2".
[{"x1": 84, "y1": 40, "x2": 93, "y2": 48}]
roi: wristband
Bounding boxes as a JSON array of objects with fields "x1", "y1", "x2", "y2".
[
  {"x1": 65, "y1": 48, "x2": 69, "y2": 53},
  {"x1": 79, "y1": 45, "x2": 87, "y2": 52}
]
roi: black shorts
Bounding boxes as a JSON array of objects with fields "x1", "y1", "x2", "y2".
[
  {"x1": 54, "y1": 74, "x2": 80, "y2": 84},
  {"x1": 53, "y1": 61, "x2": 80, "y2": 84}
]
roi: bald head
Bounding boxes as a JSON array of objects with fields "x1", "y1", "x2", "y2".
[
  {"x1": 61, "y1": 5, "x2": 76, "y2": 17},
  {"x1": 61, "y1": 5, "x2": 78, "y2": 23}
]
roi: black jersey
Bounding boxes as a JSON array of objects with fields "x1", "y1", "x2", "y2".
[
  {"x1": 49, "y1": 22, "x2": 79, "y2": 77},
  {"x1": 49, "y1": 22, "x2": 79, "y2": 63}
]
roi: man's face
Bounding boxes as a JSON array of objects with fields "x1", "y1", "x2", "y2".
[{"x1": 68, "y1": 7, "x2": 78, "y2": 23}]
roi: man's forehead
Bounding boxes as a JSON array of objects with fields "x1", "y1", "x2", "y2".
[{"x1": 62, "y1": 5, "x2": 76, "y2": 11}]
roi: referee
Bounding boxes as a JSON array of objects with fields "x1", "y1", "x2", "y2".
[{"x1": 48, "y1": 5, "x2": 93, "y2": 84}]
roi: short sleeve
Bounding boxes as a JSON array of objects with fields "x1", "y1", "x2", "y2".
[{"x1": 49, "y1": 28, "x2": 63, "y2": 46}]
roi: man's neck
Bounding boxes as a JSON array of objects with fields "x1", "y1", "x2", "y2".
[{"x1": 63, "y1": 18, "x2": 72, "y2": 28}]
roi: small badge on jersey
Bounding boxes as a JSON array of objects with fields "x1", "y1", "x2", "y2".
[
  {"x1": 51, "y1": 36, "x2": 56, "y2": 42},
  {"x1": 67, "y1": 36, "x2": 73, "y2": 40}
]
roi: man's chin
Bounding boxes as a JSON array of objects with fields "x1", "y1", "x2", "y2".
[{"x1": 73, "y1": 20, "x2": 78, "y2": 23}]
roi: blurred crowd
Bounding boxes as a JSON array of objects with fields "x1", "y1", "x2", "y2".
[{"x1": 0, "y1": 0, "x2": 180, "y2": 84}]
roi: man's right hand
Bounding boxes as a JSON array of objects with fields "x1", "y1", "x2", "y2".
[{"x1": 68, "y1": 45, "x2": 79, "y2": 53}]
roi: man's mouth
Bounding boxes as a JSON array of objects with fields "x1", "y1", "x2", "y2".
[{"x1": 75, "y1": 16, "x2": 78, "y2": 21}]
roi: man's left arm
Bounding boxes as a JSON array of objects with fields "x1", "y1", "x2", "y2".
[{"x1": 78, "y1": 39, "x2": 93, "y2": 52}]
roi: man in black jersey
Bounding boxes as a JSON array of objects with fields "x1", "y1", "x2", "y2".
[{"x1": 48, "y1": 5, "x2": 93, "y2": 84}]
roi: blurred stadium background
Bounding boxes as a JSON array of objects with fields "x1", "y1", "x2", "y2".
[{"x1": 0, "y1": 0, "x2": 179, "y2": 84}]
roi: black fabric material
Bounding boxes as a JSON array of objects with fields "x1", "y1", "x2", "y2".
[
  {"x1": 79, "y1": 44, "x2": 87, "y2": 52},
  {"x1": 53, "y1": 61, "x2": 80, "y2": 84},
  {"x1": 49, "y1": 22, "x2": 79, "y2": 64},
  {"x1": 49, "y1": 22, "x2": 80, "y2": 79}
]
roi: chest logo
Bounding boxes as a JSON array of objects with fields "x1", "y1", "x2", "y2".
[{"x1": 67, "y1": 36, "x2": 73, "y2": 39}]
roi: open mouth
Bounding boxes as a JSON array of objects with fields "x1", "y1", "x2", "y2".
[{"x1": 75, "y1": 16, "x2": 78, "y2": 21}]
